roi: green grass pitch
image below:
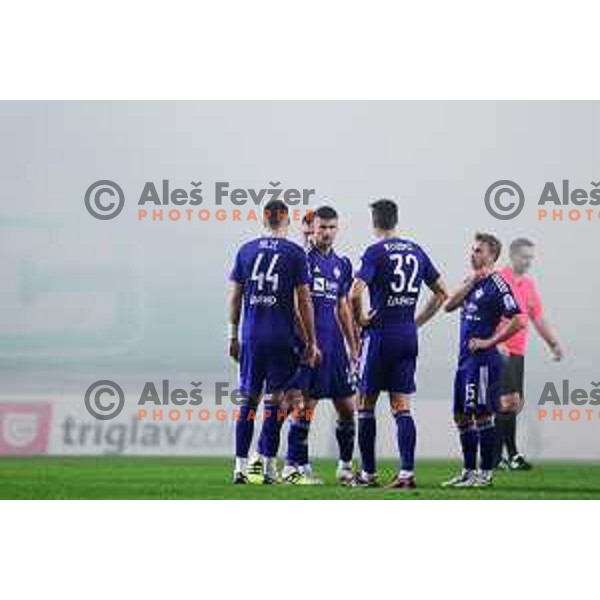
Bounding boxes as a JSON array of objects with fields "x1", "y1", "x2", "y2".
[{"x1": 1, "y1": 457, "x2": 600, "y2": 499}]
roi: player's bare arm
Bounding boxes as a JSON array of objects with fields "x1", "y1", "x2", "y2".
[
  {"x1": 445, "y1": 277, "x2": 477, "y2": 312},
  {"x1": 469, "y1": 314, "x2": 524, "y2": 353},
  {"x1": 293, "y1": 294, "x2": 309, "y2": 345},
  {"x1": 337, "y1": 295, "x2": 359, "y2": 363},
  {"x1": 228, "y1": 281, "x2": 243, "y2": 362},
  {"x1": 532, "y1": 315, "x2": 564, "y2": 360},
  {"x1": 296, "y1": 283, "x2": 321, "y2": 366},
  {"x1": 349, "y1": 277, "x2": 371, "y2": 327},
  {"x1": 416, "y1": 277, "x2": 449, "y2": 327}
]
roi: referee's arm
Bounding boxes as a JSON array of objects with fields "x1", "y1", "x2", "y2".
[{"x1": 529, "y1": 282, "x2": 564, "y2": 360}]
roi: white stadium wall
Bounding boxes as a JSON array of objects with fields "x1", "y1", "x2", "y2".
[{"x1": 1, "y1": 393, "x2": 598, "y2": 460}]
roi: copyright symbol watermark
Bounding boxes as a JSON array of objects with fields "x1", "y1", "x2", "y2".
[
  {"x1": 484, "y1": 180, "x2": 525, "y2": 220},
  {"x1": 84, "y1": 380, "x2": 125, "y2": 420},
  {"x1": 85, "y1": 180, "x2": 125, "y2": 220}
]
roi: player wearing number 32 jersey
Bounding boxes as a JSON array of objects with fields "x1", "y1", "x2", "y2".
[{"x1": 350, "y1": 199, "x2": 448, "y2": 489}]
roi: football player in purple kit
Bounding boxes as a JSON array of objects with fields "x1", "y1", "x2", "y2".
[
  {"x1": 300, "y1": 211, "x2": 315, "y2": 248},
  {"x1": 282, "y1": 205, "x2": 359, "y2": 485},
  {"x1": 245, "y1": 210, "x2": 317, "y2": 483},
  {"x1": 350, "y1": 199, "x2": 448, "y2": 489},
  {"x1": 443, "y1": 233, "x2": 524, "y2": 488},
  {"x1": 228, "y1": 200, "x2": 320, "y2": 484}
]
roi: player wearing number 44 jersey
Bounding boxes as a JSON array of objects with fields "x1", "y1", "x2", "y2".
[
  {"x1": 443, "y1": 233, "x2": 524, "y2": 488},
  {"x1": 350, "y1": 199, "x2": 448, "y2": 489},
  {"x1": 228, "y1": 200, "x2": 320, "y2": 484}
]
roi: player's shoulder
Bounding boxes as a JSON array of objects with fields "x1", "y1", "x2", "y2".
[
  {"x1": 333, "y1": 250, "x2": 353, "y2": 274},
  {"x1": 489, "y1": 270, "x2": 512, "y2": 294},
  {"x1": 362, "y1": 238, "x2": 383, "y2": 253},
  {"x1": 280, "y1": 237, "x2": 304, "y2": 250},
  {"x1": 331, "y1": 247, "x2": 351, "y2": 264},
  {"x1": 282, "y1": 239, "x2": 310, "y2": 269},
  {"x1": 391, "y1": 237, "x2": 434, "y2": 263},
  {"x1": 235, "y1": 237, "x2": 259, "y2": 256}
]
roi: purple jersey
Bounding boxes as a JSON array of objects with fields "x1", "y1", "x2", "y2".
[
  {"x1": 356, "y1": 237, "x2": 440, "y2": 329},
  {"x1": 459, "y1": 272, "x2": 521, "y2": 361},
  {"x1": 230, "y1": 236, "x2": 309, "y2": 344},
  {"x1": 285, "y1": 245, "x2": 354, "y2": 400},
  {"x1": 307, "y1": 246, "x2": 352, "y2": 342}
]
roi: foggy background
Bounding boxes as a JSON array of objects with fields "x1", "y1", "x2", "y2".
[{"x1": 1, "y1": 101, "x2": 598, "y2": 458}]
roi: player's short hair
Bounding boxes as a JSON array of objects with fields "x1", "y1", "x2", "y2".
[
  {"x1": 475, "y1": 232, "x2": 502, "y2": 261},
  {"x1": 509, "y1": 237, "x2": 535, "y2": 254},
  {"x1": 263, "y1": 200, "x2": 288, "y2": 228},
  {"x1": 301, "y1": 211, "x2": 315, "y2": 225},
  {"x1": 370, "y1": 198, "x2": 398, "y2": 230},
  {"x1": 314, "y1": 205, "x2": 338, "y2": 220}
]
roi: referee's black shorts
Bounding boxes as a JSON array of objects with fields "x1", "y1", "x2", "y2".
[{"x1": 500, "y1": 354, "x2": 525, "y2": 396}]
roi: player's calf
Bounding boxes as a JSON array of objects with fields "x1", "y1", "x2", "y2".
[
  {"x1": 476, "y1": 414, "x2": 496, "y2": 472},
  {"x1": 335, "y1": 418, "x2": 355, "y2": 477},
  {"x1": 392, "y1": 405, "x2": 416, "y2": 481},
  {"x1": 456, "y1": 416, "x2": 478, "y2": 472},
  {"x1": 259, "y1": 394, "x2": 286, "y2": 460},
  {"x1": 286, "y1": 412, "x2": 312, "y2": 470},
  {"x1": 233, "y1": 396, "x2": 261, "y2": 482},
  {"x1": 333, "y1": 396, "x2": 356, "y2": 484},
  {"x1": 443, "y1": 416, "x2": 479, "y2": 488},
  {"x1": 357, "y1": 405, "x2": 377, "y2": 478}
]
